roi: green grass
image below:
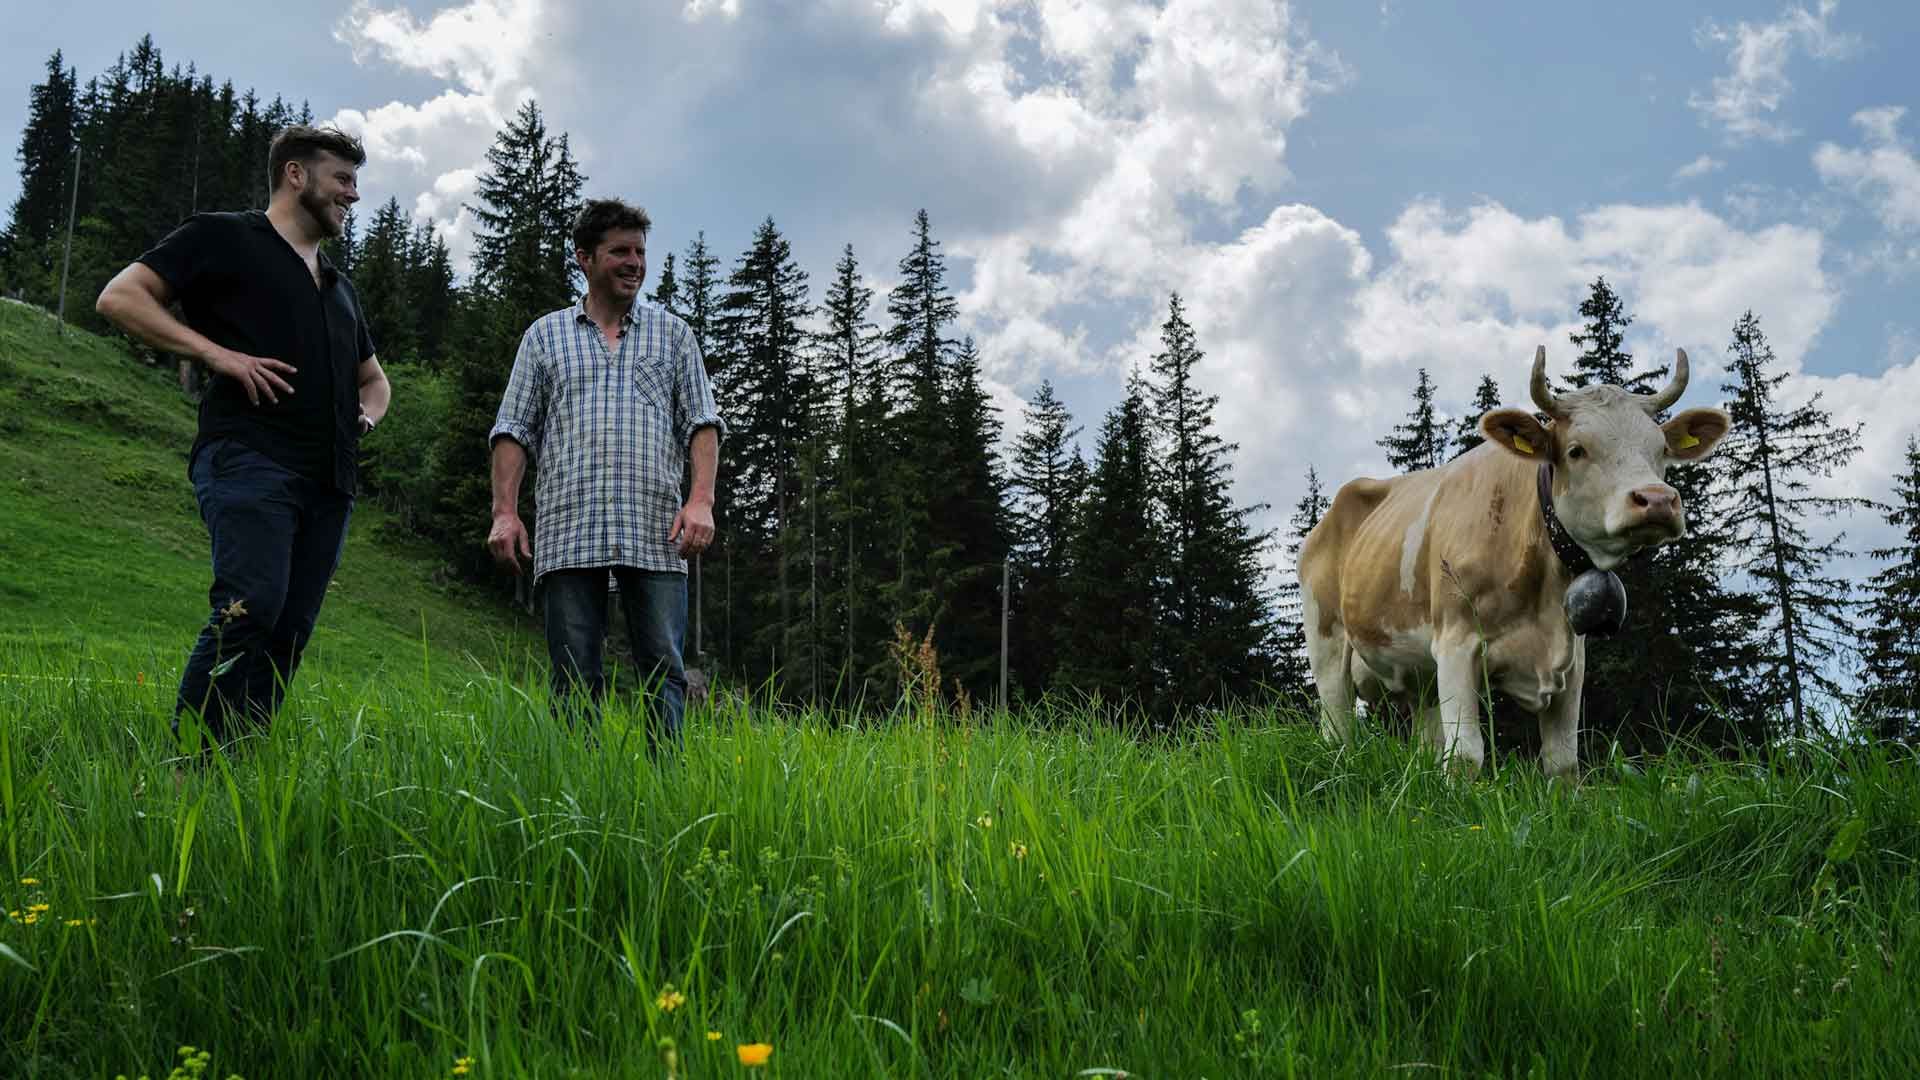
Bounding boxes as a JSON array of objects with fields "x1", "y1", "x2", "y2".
[
  {"x1": 3, "y1": 301, "x2": 1918, "y2": 1078},
  {"x1": 0, "y1": 299, "x2": 543, "y2": 686},
  {"x1": 0, "y1": 647, "x2": 1915, "y2": 1078}
]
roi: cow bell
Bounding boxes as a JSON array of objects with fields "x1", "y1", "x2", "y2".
[{"x1": 1565, "y1": 569, "x2": 1627, "y2": 637}]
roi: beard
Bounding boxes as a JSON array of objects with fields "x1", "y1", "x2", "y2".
[{"x1": 299, "y1": 186, "x2": 344, "y2": 239}]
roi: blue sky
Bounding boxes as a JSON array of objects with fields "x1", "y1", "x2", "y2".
[{"x1": 5, "y1": 0, "x2": 1917, "y2": 597}]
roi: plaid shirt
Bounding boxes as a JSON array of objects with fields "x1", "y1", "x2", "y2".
[{"x1": 489, "y1": 298, "x2": 727, "y2": 582}]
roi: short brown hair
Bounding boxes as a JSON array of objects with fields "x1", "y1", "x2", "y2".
[
  {"x1": 268, "y1": 124, "x2": 366, "y2": 192},
  {"x1": 572, "y1": 198, "x2": 652, "y2": 256}
]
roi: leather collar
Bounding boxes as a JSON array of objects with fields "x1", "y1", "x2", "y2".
[{"x1": 1536, "y1": 461, "x2": 1595, "y2": 576}]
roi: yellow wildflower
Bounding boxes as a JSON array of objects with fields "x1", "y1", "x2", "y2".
[
  {"x1": 1468, "y1": 825, "x2": 1484, "y2": 832},
  {"x1": 19, "y1": 878, "x2": 39, "y2": 886},
  {"x1": 452, "y1": 1054, "x2": 474, "y2": 1076},
  {"x1": 975, "y1": 813, "x2": 992, "y2": 829},
  {"x1": 706, "y1": 1031, "x2": 722, "y2": 1042},
  {"x1": 737, "y1": 1043, "x2": 773, "y2": 1067},
  {"x1": 656, "y1": 986, "x2": 686, "y2": 1013},
  {"x1": 27, "y1": 903, "x2": 49, "y2": 913},
  {"x1": 1009, "y1": 842, "x2": 1028, "y2": 860},
  {"x1": 22, "y1": 912, "x2": 39, "y2": 925}
]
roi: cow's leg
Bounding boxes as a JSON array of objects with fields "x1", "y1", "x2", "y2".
[
  {"x1": 1433, "y1": 638, "x2": 1486, "y2": 777},
  {"x1": 1539, "y1": 639, "x2": 1585, "y2": 781},
  {"x1": 1306, "y1": 622, "x2": 1358, "y2": 744}
]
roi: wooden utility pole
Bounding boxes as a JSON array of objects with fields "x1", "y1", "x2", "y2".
[{"x1": 55, "y1": 143, "x2": 81, "y2": 336}]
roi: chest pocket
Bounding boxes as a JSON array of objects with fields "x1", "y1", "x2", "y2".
[{"x1": 629, "y1": 353, "x2": 674, "y2": 413}]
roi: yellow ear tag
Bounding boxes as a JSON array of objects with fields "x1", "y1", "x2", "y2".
[
  {"x1": 1512, "y1": 434, "x2": 1535, "y2": 455},
  {"x1": 1676, "y1": 432, "x2": 1701, "y2": 450}
]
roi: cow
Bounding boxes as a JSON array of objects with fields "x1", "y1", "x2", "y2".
[{"x1": 1297, "y1": 346, "x2": 1732, "y2": 778}]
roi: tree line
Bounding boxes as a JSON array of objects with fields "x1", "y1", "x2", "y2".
[{"x1": 5, "y1": 39, "x2": 1917, "y2": 743}]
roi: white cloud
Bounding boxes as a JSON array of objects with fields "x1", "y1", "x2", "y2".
[
  {"x1": 1688, "y1": 0, "x2": 1859, "y2": 143},
  {"x1": 1673, "y1": 154, "x2": 1725, "y2": 182},
  {"x1": 1814, "y1": 106, "x2": 1920, "y2": 234}
]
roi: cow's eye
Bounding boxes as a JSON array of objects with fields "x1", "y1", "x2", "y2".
[{"x1": 1567, "y1": 445, "x2": 1587, "y2": 461}]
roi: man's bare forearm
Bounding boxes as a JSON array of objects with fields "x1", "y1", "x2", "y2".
[
  {"x1": 688, "y1": 426, "x2": 719, "y2": 505},
  {"x1": 358, "y1": 359, "x2": 392, "y2": 426},
  {"x1": 491, "y1": 437, "x2": 528, "y2": 517},
  {"x1": 96, "y1": 265, "x2": 219, "y2": 361}
]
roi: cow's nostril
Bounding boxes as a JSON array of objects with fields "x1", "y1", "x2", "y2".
[{"x1": 1631, "y1": 491, "x2": 1650, "y2": 509}]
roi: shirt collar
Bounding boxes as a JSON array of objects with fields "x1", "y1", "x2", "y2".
[
  {"x1": 573, "y1": 296, "x2": 638, "y2": 327},
  {"x1": 247, "y1": 210, "x2": 340, "y2": 287}
]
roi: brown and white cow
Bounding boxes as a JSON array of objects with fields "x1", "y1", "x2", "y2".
[{"x1": 1297, "y1": 347, "x2": 1732, "y2": 778}]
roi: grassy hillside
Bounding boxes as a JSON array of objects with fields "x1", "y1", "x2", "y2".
[
  {"x1": 0, "y1": 299, "x2": 540, "y2": 688},
  {"x1": 0, "y1": 652, "x2": 1915, "y2": 1078}
]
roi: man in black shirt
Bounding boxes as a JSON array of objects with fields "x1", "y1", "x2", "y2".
[{"x1": 95, "y1": 124, "x2": 391, "y2": 746}]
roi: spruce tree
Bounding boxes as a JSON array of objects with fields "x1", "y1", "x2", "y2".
[
  {"x1": 1275, "y1": 466, "x2": 1329, "y2": 711},
  {"x1": 405, "y1": 221, "x2": 456, "y2": 366},
  {"x1": 649, "y1": 251, "x2": 679, "y2": 314},
  {"x1": 880, "y1": 209, "x2": 959, "y2": 660},
  {"x1": 3, "y1": 52, "x2": 80, "y2": 300},
  {"x1": 1860, "y1": 436, "x2": 1920, "y2": 742},
  {"x1": 1148, "y1": 293, "x2": 1277, "y2": 711},
  {"x1": 1717, "y1": 310, "x2": 1867, "y2": 735},
  {"x1": 1378, "y1": 368, "x2": 1445, "y2": 473},
  {"x1": 351, "y1": 197, "x2": 416, "y2": 362},
  {"x1": 1056, "y1": 373, "x2": 1164, "y2": 716},
  {"x1": 1567, "y1": 277, "x2": 1659, "y2": 394},
  {"x1": 431, "y1": 100, "x2": 585, "y2": 580},
  {"x1": 935, "y1": 335, "x2": 1013, "y2": 702},
  {"x1": 1451, "y1": 374, "x2": 1502, "y2": 459},
  {"x1": 713, "y1": 217, "x2": 814, "y2": 685},
  {"x1": 1009, "y1": 380, "x2": 1082, "y2": 703},
  {"x1": 816, "y1": 244, "x2": 888, "y2": 698}
]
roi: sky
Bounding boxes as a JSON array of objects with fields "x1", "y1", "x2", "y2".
[{"x1": 6, "y1": 0, "x2": 1919, "y2": 610}]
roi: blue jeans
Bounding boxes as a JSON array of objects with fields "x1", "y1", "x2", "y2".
[
  {"x1": 177, "y1": 437, "x2": 353, "y2": 743},
  {"x1": 541, "y1": 567, "x2": 688, "y2": 751}
]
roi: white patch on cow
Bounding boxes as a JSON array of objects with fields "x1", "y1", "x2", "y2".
[{"x1": 1399, "y1": 485, "x2": 1445, "y2": 596}]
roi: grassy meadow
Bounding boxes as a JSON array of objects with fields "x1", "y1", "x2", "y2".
[{"x1": 3, "y1": 301, "x2": 1918, "y2": 1077}]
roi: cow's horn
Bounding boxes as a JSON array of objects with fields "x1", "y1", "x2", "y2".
[
  {"x1": 1644, "y1": 348, "x2": 1689, "y2": 413},
  {"x1": 1529, "y1": 346, "x2": 1565, "y2": 418}
]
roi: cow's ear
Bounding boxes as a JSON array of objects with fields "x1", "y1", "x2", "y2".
[
  {"x1": 1663, "y1": 407, "x2": 1731, "y2": 461},
  {"x1": 1481, "y1": 408, "x2": 1553, "y2": 460}
]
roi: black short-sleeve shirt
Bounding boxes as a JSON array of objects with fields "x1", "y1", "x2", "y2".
[{"x1": 139, "y1": 210, "x2": 376, "y2": 494}]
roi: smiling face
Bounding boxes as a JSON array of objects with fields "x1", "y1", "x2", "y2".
[
  {"x1": 289, "y1": 151, "x2": 360, "y2": 240},
  {"x1": 578, "y1": 227, "x2": 648, "y2": 307}
]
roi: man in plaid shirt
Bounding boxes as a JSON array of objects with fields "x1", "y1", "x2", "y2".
[{"x1": 486, "y1": 198, "x2": 726, "y2": 749}]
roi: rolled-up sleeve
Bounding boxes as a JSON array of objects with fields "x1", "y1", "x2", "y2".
[
  {"x1": 489, "y1": 324, "x2": 548, "y2": 459},
  {"x1": 674, "y1": 321, "x2": 727, "y2": 450}
]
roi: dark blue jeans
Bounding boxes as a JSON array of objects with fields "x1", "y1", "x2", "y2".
[
  {"x1": 176, "y1": 437, "x2": 353, "y2": 744},
  {"x1": 541, "y1": 567, "x2": 688, "y2": 751}
]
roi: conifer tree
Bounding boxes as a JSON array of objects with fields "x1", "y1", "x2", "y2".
[
  {"x1": 1451, "y1": 374, "x2": 1502, "y2": 459},
  {"x1": 816, "y1": 244, "x2": 888, "y2": 697},
  {"x1": 1717, "y1": 310, "x2": 1867, "y2": 735},
  {"x1": 1009, "y1": 379, "x2": 1082, "y2": 702},
  {"x1": 1860, "y1": 436, "x2": 1920, "y2": 742},
  {"x1": 649, "y1": 251, "x2": 678, "y2": 314},
  {"x1": 1275, "y1": 466, "x2": 1329, "y2": 710},
  {"x1": 881, "y1": 209, "x2": 960, "y2": 653},
  {"x1": 1148, "y1": 293, "x2": 1278, "y2": 710},
  {"x1": 1378, "y1": 368, "x2": 1445, "y2": 473},
  {"x1": 431, "y1": 99, "x2": 584, "y2": 579},
  {"x1": 713, "y1": 217, "x2": 814, "y2": 684},
  {"x1": 1567, "y1": 277, "x2": 1659, "y2": 394},
  {"x1": 1056, "y1": 373, "x2": 1164, "y2": 715},
  {"x1": 3, "y1": 52, "x2": 80, "y2": 299},
  {"x1": 351, "y1": 197, "x2": 416, "y2": 362}
]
